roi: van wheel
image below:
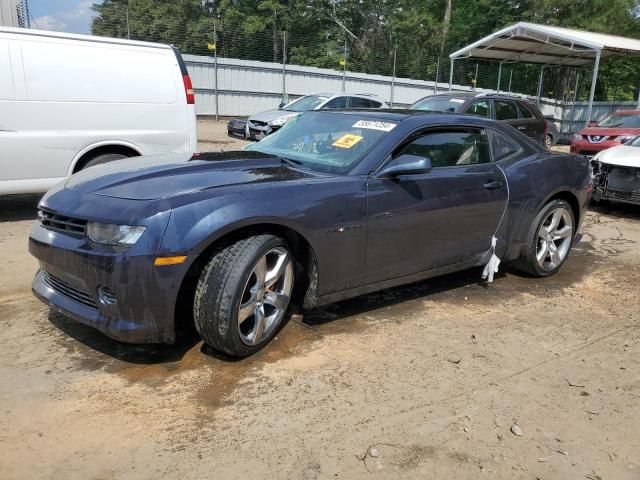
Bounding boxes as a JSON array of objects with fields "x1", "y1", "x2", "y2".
[
  {"x1": 194, "y1": 235, "x2": 295, "y2": 357},
  {"x1": 83, "y1": 153, "x2": 128, "y2": 169}
]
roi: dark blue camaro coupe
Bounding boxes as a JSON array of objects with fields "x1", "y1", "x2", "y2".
[{"x1": 30, "y1": 110, "x2": 591, "y2": 356}]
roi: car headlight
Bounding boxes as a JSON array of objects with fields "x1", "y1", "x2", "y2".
[
  {"x1": 86, "y1": 222, "x2": 146, "y2": 246},
  {"x1": 618, "y1": 135, "x2": 636, "y2": 144},
  {"x1": 268, "y1": 117, "x2": 289, "y2": 127},
  {"x1": 572, "y1": 133, "x2": 582, "y2": 142}
]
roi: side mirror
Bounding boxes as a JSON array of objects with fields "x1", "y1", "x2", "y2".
[
  {"x1": 278, "y1": 101, "x2": 286, "y2": 109},
  {"x1": 377, "y1": 154, "x2": 432, "y2": 178},
  {"x1": 588, "y1": 120, "x2": 598, "y2": 127}
]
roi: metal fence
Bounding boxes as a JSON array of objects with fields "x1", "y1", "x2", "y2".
[{"x1": 185, "y1": 53, "x2": 637, "y2": 137}]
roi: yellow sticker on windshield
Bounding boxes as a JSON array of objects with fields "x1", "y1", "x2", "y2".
[{"x1": 332, "y1": 134, "x2": 363, "y2": 149}]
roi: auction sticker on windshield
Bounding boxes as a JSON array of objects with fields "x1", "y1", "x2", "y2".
[
  {"x1": 333, "y1": 134, "x2": 363, "y2": 149},
  {"x1": 352, "y1": 120, "x2": 397, "y2": 132}
]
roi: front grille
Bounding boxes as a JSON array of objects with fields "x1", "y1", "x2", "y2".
[
  {"x1": 42, "y1": 270, "x2": 97, "y2": 309},
  {"x1": 38, "y1": 209, "x2": 87, "y2": 235},
  {"x1": 587, "y1": 135, "x2": 610, "y2": 144}
]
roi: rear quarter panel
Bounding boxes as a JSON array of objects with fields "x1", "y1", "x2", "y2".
[{"x1": 500, "y1": 151, "x2": 591, "y2": 260}]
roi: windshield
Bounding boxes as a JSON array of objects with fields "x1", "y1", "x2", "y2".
[
  {"x1": 245, "y1": 112, "x2": 396, "y2": 174},
  {"x1": 411, "y1": 96, "x2": 465, "y2": 113},
  {"x1": 597, "y1": 113, "x2": 640, "y2": 128},
  {"x1": 283, "y1": 95, "x2": 329, "y2": 112}
]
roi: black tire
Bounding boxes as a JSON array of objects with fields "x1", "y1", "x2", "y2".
[
  {"x1": 544, "y1": 134, "x2": 553, "y2": 149},
  {"x1": 83, "y1": 153, "x2": 128, "y2": 169},
  {"x1": 193, "y1": 234, "x2": 294, "y2": 357},
  {"x1": 513, "y1": 199, "x2": 575, "y2": 277}
]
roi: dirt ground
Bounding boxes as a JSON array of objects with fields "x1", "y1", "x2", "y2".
[{"x1": 1, "y1": 121, "x2": 639, "y2": 480}]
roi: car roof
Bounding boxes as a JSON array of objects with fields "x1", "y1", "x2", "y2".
[
  {"x1": 308, "y1": 108, "x2": 466, "y2": 122},
  {"x1": 308, "y1": 92, "x2": 387, "y2": 102}
]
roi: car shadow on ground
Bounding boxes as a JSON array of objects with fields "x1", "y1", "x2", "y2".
[
  {"x1": 49, "y1": 311, "x2": 201, "y2": 365},
  {"x1": 0, "y1": 194, "x2": 41, "y2": 222},
  {"x1": 303, "y1": 266, "x2": 500, "y2": 326},
  {"x1": 47, "y1": 267, "x2": 502, "y2": 365}
]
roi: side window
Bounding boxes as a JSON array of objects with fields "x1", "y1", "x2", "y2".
[
  {"x1": 349, "y1": 97, "x2": 372, "y2": 108},
  {"x1": 517, "y1": 102, "x2": 534, "y2": 118},
  {"x1": 466, "y1": 100, "x2": 491, "y2": 118},
  {"x1": 396, "y1": 130, "x2": 491, "y2": 168},
  {"x1": 369, "y1": 100, "x2": 382, "y2": 108},
  {"x1": 323, "y1": 96, "x2": 348, "y2": 109},
  {"x1": 490, "y1": 130, "x2": 522, "y2": 160},
  {"x1": 494, "y1": 100, "x2": 519, "y2": 120}
]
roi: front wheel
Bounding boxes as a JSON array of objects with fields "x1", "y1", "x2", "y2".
[
  {"x1": 514, "y1": 199, "x2": 575, "y2": 277},
  {"x1": 544, "y1": 134, "x2": 553, "y2": 149},
  {"x1": 193, "y1": 235, "x2": 294, "y2": 357}
]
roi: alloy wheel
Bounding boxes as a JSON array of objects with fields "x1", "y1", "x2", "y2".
[
  {"x1": 536, "y1": 207, "x2": 573, "y2": 271},
  {"x1": 237, "y1": 247, "x2": 294, "y2": 346}
]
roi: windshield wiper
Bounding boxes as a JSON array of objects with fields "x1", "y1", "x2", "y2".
[{"x1": 280, "y1": 157, "x2": 304, "y2": 168}]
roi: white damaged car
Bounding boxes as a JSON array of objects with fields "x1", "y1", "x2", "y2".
[{"x1": 592, "y1": 135, "x2": 640, "y2": 206}]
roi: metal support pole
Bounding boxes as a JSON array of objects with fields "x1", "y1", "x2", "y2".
[
  {"x1": 536, "y1": 65, "x2": 545, "y2": 105},
  {"x1": 508, "y1": 69, "x2": 513, "y2": 93},
  {"x1": 585, "y1": 49, "x2": 601, "y2": 127},
  {"x1": 434, "y1": 57, "x2": 440, "y2": 94},
  {"x1": 448, "y1": 58, "x2": 454, "y2": 91},
  {"x1": 282, "y1": 31, "x2": 287, "y2": 103},
  {"x1": 342, "y1": 39, "x2": 347, "y2": 92},
  {"x1": 126, "y1": 4, "x2": 131, "y2": 39},
  {"x1": 390, "y1": 46, "x2": 397, "y2": 107},
  {"x1": 473, "y1": 63, "x2": 478, "y2": 91},
  {"x1": 637, "y1": 87, "x2": 640, "y2": 109},
  {"x1": 214, "y1": 20, "x2": 218, "y2": 121},
  {"x1": 496, "y1": 62, "x2": 502, "y2": 93},
  {"x1": 568, "y1": 70, "x2": 580, "y2": 134}
]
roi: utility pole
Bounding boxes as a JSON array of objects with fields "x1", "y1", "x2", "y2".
[
  {"x1": 282, "y1": 30, "x2": 287, "y2": 103},
  {"x1": 390, "y1": 45, "x2": 397, "y2": 107},
  {"x1": 214, "y1": 19, "x2": 218, "y2": 121},
  {"x1": 342, "y1": 38, "x2": 347, "y2": 92}
]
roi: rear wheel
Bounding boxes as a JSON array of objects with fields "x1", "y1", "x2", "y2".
[
  {"x1": 544, "y1": 134, "x2": 553, "y2": 149},
  {"x1": 193, "y1": 235, "x2": 294, "y2": 357},
  {"x1": 514, "y1": 199, "x2": 575, "y2": 277},
  {"x1": 83, "y1": 153, "x2": 128, "y2": 169}
]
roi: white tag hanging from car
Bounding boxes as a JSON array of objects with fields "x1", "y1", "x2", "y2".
[{"x1": 482, "y1": 236, "x2": 501, "y2": 283}]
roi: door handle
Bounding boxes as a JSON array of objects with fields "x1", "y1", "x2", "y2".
[
  {"x1": 517, "y1": 125, "x2": 527, "y2": 130},
  {"x1": 484, "y1": 180, "x2": 504, "y2": 190}
]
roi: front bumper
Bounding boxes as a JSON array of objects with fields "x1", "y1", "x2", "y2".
[
  {"x1": 593, "y1": 163, "x2": 640, "y2": 206},
  {"x1": 570, "y1": 140, "x2": 621, "y2": 156},
  {"x1": 30, "y1": 221, "x2": 191, "y2": 344}
]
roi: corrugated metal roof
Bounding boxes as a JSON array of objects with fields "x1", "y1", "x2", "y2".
[{"x1": 450, "y1": 22, "x2": 640, "y2": 66}]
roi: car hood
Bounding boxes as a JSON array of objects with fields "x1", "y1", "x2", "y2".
[
  {"x1": 64, "y1": 151, "x2": 317, "y2": 200},
  {"x1": 578, "y1": 127, "x2": 640, "y2": 137},
  {"x1": 596, "y1": 145, "x2": 640, "y2": 168},
  {"x1": 249, "y1": 110, "x2": 298, "y2": 123}
]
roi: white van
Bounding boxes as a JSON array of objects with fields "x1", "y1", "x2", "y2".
[{"x1": 0, "y1": 27, "x2": 197, "y2": 195}]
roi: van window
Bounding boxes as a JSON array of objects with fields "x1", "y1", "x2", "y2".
[
  {"x1": 0, "y1": 41, "x2": 14, "y2": 100},
  {"x1": 21, "y1": 41, "x2": 177, "y2": 104}
]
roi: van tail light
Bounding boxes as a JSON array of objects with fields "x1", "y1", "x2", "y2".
[
  {"x1": 544, "y1": 120, "x2": 549, "y2": 135},
  {"x1": 182, "y1": 74, "x2": 195, "y2": 104}
]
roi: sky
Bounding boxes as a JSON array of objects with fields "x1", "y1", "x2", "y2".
[{"x1": 29, "y1": 0, "x2": 100, "y2": 34}]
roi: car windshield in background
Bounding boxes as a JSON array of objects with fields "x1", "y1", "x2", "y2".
[
  {"x1": 597, "y1": 114, "x2": 640, "y2": 128},
  {"x1": 284, "y1": 95, "x2": 329, "y2": 112},
  {"x1": 245, "y1": 112, "x2": 396, "y2": 174},
  {"x1": 411, "y1": 96, "x2": 465, "y2": 113}
]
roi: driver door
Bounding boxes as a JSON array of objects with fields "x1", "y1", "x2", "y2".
[{"x1": 365, "y1": 127, "x2": 508, "y2": 284}]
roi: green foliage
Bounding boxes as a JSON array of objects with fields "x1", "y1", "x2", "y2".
[{"x1": 91, "y1": 0, "x2": 640, "y2": 100}]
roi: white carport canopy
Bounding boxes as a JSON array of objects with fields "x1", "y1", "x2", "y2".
[{"x1": 449, "y1": 22, "x2": 640, "y2": 124}]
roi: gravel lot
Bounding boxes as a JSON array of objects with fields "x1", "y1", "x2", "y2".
[{"x1": 1, "y1": 121, "x2": 639, "y2": 479}]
